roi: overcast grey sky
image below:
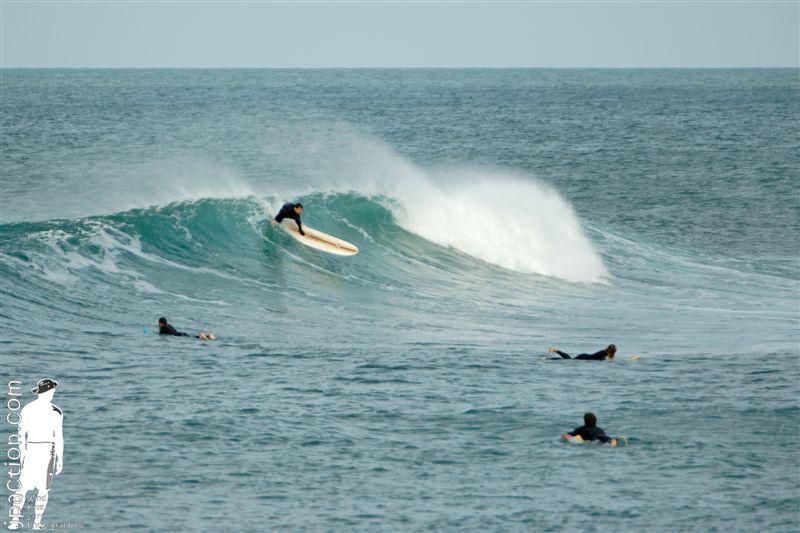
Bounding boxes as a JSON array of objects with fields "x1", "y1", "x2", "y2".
[{"x1": 1, "y1": 2, "x2": 797, "y2": 68}]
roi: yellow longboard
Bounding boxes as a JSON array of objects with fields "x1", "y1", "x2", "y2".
[
  {"x1": 281, "y1": 221, "x2": 359, "y2": 256},
  {"x1": 563, "y1": 434, "x2": 627, "y2": 447}
]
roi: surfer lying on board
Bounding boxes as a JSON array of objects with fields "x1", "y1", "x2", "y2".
[
  {"x1": 562, "y1": 412, "x2": 617, "y2": 446},
  {"x1": 158, "y1": 317, "x2": 216, "y2": 341},
  {"x1": 271, "y1": 202, "x2": 305, "y2": 235},
  {"x1": 548, "y1": 344, "x2": 617, "y2": 360}
]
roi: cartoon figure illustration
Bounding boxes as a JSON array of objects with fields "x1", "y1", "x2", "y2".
[{"x1": 8, "y1": 379, "x2": 64, "y2": 531}]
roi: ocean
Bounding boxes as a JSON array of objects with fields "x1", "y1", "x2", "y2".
[{"x1": 1, "y1": 69, "x2": 798, "y2": 531}]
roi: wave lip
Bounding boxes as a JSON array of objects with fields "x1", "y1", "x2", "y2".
[{"x1": 390, "y1": 174, "x2": 609, "y2": 283}]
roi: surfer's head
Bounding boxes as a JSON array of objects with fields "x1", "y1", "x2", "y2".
[
  {"x1": 158, "y1": 317, "x2": 168, "y2": 326},
  {"x1": 584, "y1": 412, "x2": 597, "y2": 427},
  {"x1": 606, "y1": 344, "x2": 617, "y2": 359},
  {"x1": 293, "y1": 203, "x2": 303, "y2": 214}
]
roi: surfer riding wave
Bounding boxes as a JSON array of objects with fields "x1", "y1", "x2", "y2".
[{"x1": 271, "y1": 202, "x2": 305, "y2": 235}]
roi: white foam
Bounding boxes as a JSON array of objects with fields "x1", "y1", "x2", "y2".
[
  {"x1": 23, "y1": 223, "x2": 145, "y2": 285},
  {"x1": 389, "y1": 171, "x2": 609, "y2": 283}
]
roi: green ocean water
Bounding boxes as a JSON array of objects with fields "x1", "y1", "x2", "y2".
[{"x1": 1, "y1": 69, "x2": 798, "y2": 531}]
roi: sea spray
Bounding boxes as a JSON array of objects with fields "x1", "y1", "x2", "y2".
[{"x1": 261, "y1": 130, "x2": 609, "y2": 282}]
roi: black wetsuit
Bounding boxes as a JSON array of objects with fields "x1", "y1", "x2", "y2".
[
  {"x1": 555, "y1": 349, "x2": 610, "y2": 361},
  {"x1": 568, "y1": 424, "x2": 613, "y2": 444},
  {"x1": 274, "y1": 203, "x2": 304, "y2": 235},
  {"x1": 159, "y1": 324, "x2": 191, "y2": 337}
]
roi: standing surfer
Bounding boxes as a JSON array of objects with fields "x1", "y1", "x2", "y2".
[{"x1": 271, "y1": 202, "x2": 305, "y2": 235}]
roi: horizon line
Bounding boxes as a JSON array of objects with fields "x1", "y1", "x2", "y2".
[{"x1": 1, "y1": 65, "x2": 798, "y2": 69}]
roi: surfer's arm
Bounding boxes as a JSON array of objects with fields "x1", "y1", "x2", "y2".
[{"x1": 297, "y1": 219, "x2": 305, "y2": 236}]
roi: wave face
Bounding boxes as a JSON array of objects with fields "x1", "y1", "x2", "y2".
[
  {"x1": 2, "y1": 127, "x2": 609, "y2": 282},
  {"x1": 0, "y1": 193, "x2": 602, "y2": 298}
]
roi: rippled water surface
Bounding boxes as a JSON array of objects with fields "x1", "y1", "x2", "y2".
[{"x1": 1, "y1": 69, "x2": 798, "y2": 531}]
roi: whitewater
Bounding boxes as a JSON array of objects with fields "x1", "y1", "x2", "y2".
[{"x1": 1, "y1": 69, "x2": 798, "y2": 531}]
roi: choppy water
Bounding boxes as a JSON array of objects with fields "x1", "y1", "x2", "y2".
[{"x1": 1, "y1": 69, "x2": 798, "y2": 531}]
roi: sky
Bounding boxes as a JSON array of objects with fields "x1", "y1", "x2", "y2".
[{"x1": 1, "y1": 1, "x2": 798, "y2": 68}]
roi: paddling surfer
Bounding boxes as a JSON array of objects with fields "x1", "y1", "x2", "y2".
[
  {"x1": 158, "y1": 317, "x2": 216, "y2": 341},
  {"x1": 271, "y1": 202, "x2": 305, "y2": 236},
  {"x1": 561, "y1": 412, "x2": 617, "y2": 446},
  {"x1": 548, "y1": 344, "x2": 617, "y2": 361}
]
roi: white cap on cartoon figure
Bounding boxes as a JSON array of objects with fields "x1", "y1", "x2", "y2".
[{"x1": 31, "y1": 378, "x2": 58, "y2": 395}]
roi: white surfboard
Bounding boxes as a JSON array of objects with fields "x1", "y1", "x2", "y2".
[{"x1": 281, "y1": 220, "x2": 359, "y2": 256}]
